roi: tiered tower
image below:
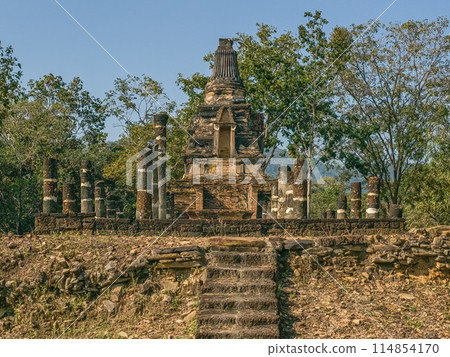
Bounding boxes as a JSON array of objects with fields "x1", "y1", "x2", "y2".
[
  {"x1": 183, "y1": 38, "x2": 264, "y2": 176},
  {"x1": 169, "y1": 39, "x2": 270, "y2": 219}
]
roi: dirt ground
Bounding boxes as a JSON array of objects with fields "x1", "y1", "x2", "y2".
[
  {"x1": 279, "y1": 252, "x2": 450, "y2": 339},
  {"x1": 1, "y1": 233, "x2": 448, "y2": 338}
]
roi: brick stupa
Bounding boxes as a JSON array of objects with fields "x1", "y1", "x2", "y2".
[{"x1": 169, "y1": 39, "x2": 270, "y2": 219}]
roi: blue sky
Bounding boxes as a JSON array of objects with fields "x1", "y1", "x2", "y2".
[{"x1": 1, "y1": 0, "x2": 448, "y2": 140}]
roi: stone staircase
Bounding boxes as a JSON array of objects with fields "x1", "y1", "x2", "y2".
[{"x1": 196, "y1": 238, "x2": 279, "y2": 339}]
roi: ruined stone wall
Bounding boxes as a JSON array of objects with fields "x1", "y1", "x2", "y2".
[
  {"x1": 29, "y1": 219, "x2": 449, "y2": 277},
  {"x1": 282, "y1": 230, "x2": 450, "y2": 274},
  {"x1": 35, "y1": 213, "x2": 406, "y2": 237},
  {"x1": 202, "y1": 185, "x2": 249, "y2": 210}
]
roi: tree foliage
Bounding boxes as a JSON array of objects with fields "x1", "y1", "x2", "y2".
[
  {"x1": 334, "y1": 18, "x2": 449, "y2": 206},
  {"x1": 0, "y1": 72, "x2": 106, "y2": 233},
  {"x1": 0, "y1": 41, "x2": 23, "y2": 125},
  {"x1": 103, "y1": 74, "x2": 187, "y2": 186},
  {"x1": 401, "y1": 132, "x2": 450, "y2": 226}
]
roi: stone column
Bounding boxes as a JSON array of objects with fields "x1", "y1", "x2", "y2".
[
  {"x1": 106, "y1": 195, "x2": 123, "y2": 218},
  {"x1": 326, "y1": 209, "x2": 336, "y2": 219},
  {"x1": 293, "y1": 159, "x2": 307, "y2": 219},
  {"x1": 115, "y1": 201, "x2": 124, "y2": 218},
  {"x1": 297, "y1": 180, "x2": 307, "y2": 219},
  {"x1": 151, "y1": 144, "x2": 159, "y2": 219},
  {"x1": 80, "y1": 160, "x2": 94, "y2": 214},
  {"x1": 155, "y1": 113, "x2": 168, "y2": 219},
  {"x1": 285, "y1": 170, "x2": 295, "y2": 218},
  {"x1": 277, "y1": 166, "x2": 290, "y2": 218},
  {"x1": 337, "y1": 193, "x2": 347, "y2": 219},
  {"x1": 366, "y1": 176, "x2": 380, "y2": 218},
  {"x1": 94, "y1": 180, "x2": 106, "y2": 218},
  {"x1": 248, "y1": 184, "x2": 259, "y2": 219},
  {"x1": 262, "y1": 195, "x2": 270, "y2": 219},
  {"x1": 136, "y1": 156, "x2": 152, "y2": 220},
  {"x1": 389, "y1": 204, "x2": 402, "y2": 218},
  {"x1": 43, "y1": 157, "x2": 58, "y2": 213},
  {"x1": 106, "y1": 197, "x2": 117, "y2": 218},
  {"x1": 62, "y1": 181, "x2": 77, "y2": 214},
  {"x1": 166, "y1": 192, "x2": 174, "y2": 219},
  {"x1": 270, "y1": 181, "x2": 279, "y2": 218},
  {"x1": 196, "y1": 187, "x2": 204, "y2": 211},
  {"x1": 350, "y1": 182, "x2": 362, "y2": 219}
]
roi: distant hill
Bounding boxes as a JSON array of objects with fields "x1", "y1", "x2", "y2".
[{"x1": 263, "y1": 148, "x2": 338, "y2": 179}]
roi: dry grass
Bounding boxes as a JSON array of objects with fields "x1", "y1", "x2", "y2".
[
  {"x1": 278, "y1": 252, "x2": 450, "y2": 339},
  {"x1": 0, "y1": 233, "x2": 206, "y2": 338}
]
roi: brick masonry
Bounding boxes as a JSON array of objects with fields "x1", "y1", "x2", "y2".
[{"x1": 35, "y1": 213, "x2": 406, "y2": 236}]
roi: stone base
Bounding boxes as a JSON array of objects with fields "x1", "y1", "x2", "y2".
[
  {"x1": 186, "y1": 209, "x2": 253, "y2": 220},
  {"x1": 34, "y1": 213, "x2": 406, "y2": 237}
]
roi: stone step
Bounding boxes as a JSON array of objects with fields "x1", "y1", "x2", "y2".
[
  {"x1": 201, "y1": 278, "x2": 276, "y2": 294},
  {"x1": 209, "y1": 251, "x2": 277, "y2": 267},
  {"x1": 196, "y1": 324, "x2": 279, "y2": 339},
  {"x1": 198, "y1": 309, "x2": 279, "y2": 327},
  {"x1": 206, "y1": 266, "x2": 276, "y2": 280},
  {"x1": 200, "y1": 293, "x2": 278, "y2": 310},
  {"x1": 210, "y1": 245, "x2": 266, "y2": 252},
  {"x1": 197, "y1": 237, "x2": 279, "y2": 339},
  {"x1": 209, "y1": 237, "x2": 268, "y2": 252}
]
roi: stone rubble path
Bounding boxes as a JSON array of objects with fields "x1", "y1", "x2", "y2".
[{"x1": 196, "y1": 238, "x2": 279, "y2": 339}]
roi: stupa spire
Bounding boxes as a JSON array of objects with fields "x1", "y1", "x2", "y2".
[
  {"x1": 204, "y1": 38, "x2": 246, "y2": 104},
  {"x1": 210, "y1": 38, "x2": 243, "y2": 84}
]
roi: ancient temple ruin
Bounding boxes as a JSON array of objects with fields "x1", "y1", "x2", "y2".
[
  {"x1": 35, "y1": 38, "x2": 405, "y2": 236},
  {"x1": 169, "y1": 38, "x2": 269, "y2": 219}
]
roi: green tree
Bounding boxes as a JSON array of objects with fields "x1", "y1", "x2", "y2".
[
  {"x1": 176, "y1": 72, "x2": 208, "y2": 121},
  {"x1": 0, "y1": 74, "x2": 106, "y2": 233},
  {"x1": 27, "y1": 74, "x2": 106, "y2": 149},
  {"x1": 310, "y1": 176, "x2": 346, "y2": 218},
  {"x1": 334, "y1": 18, "x2": 449, "y2": 207},
  {"x1": 401, "y1": 132, "x2": 450, "y2": 226},
  {"x1": 283, "y1": 11, "x2": 350, "y2": 217},
  {"x1": 103, "y1": 74, "x2": 185, "y2": 187},
  {"x1": 234, "y1": 23, "x2": 304, "y2": 164},
  {"x1": 0, "y1": 41, "x2": 23, "y2": 125}
]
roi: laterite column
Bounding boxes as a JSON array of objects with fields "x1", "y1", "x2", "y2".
[
  {"x1": 277, "y1": 166, "x2": 289, "y2": 218},
  {"x1": 293, "y1": 159, "x2": 307, "y2": 219},
  {"x1": 136, "y1": 150, "x2": 152, "y2": 220},
  {"x1": 155, "y1": 113, "x2": 168, "y2": 219},
  {"x1": 94, "y1": 180, "x2": 106, "y2": 218},
  {"x1": 337, "y1": 193, "x2": 347, "y2": 219},
  {"x1": 106, "y1": 197, "x2": 117, "y2": 218},
  {"x1": 389, "y1": 204, "x2": 402, "y2": 218},
  {"x1": 366, "y1": 176, "x2": 380, "y2": 218},
  {"x1": 80, "y1": 160, "x2": 94, "y2": 214},
  {"x1": 326, "y1": 209, "x2": 336, "y2": 219},
  {"x1": 270, "y1": 181, "x2": 279, "y2": 218},
  {"x1": 43, "y1": 158, "x2": 58, "y2": 213},
  {"x1": 62, "y1": 181, "x2": 77, "y2": 213},
  {"x1": 151, "y1": 144, "x2": 159, "y2": 219},
  {"x1": 285, "y1": 169, "x2": 295, "y2": 218},
  {"x1": 350, "y1": 182, "x2": 361, "y2": 219},
  {"x1": 297, "y1": 180, "x2": 307, "y2": 219},
  {"x1": 166, "y1": 192, "x2": 174, "y2": 219}
]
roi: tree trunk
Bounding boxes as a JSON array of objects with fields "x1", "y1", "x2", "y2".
[
  {"x1": 306, "y1": 160, "x2": 312, "y2": 219},
  {"x1": 262, "y1": 145, "x2": 277, "y2": 172}
]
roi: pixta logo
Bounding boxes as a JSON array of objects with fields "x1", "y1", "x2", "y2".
[
  {"x1": 126, "y1": 148, "x2": 170, "y2": 191},
  {"x1": 192, "y1": 157, "x2": 325, "y2": 185}
]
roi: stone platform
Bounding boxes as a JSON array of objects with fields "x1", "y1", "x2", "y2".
[{"x1": 34, "y1": 213, "x2": 406, "y2": 236}]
